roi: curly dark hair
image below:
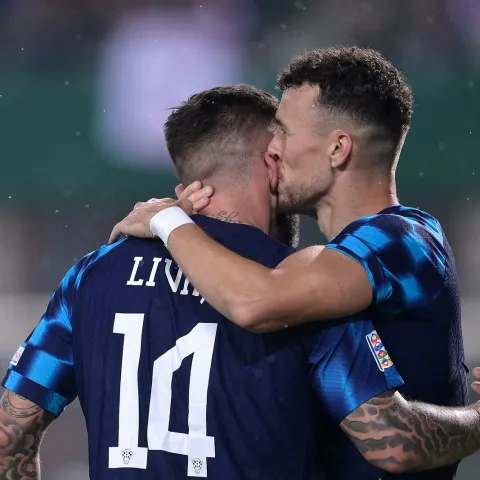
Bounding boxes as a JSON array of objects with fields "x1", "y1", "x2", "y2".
[
  {"x1": 278, "y1": 47, "x2": 413, "y2": 148},
  {"x1": 165, "y1": 85, "x2": 278, "y2": 184}
]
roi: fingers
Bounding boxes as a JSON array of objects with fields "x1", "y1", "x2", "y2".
[
  {"x1": 472, "y1": 381, "x2": 480, "y2": 397},
  {"x1": 111, "y1": 192, "x2": 200, "y2": 245},
  {"x1": 135, "y1": 181, "x2": 212, "y2": 214},
  {"x1": 192, "y1": 195, "x2": 211, "y2": 214},
  {"x1": 178, "y1": 181, "x2": 202, "y2": 200},
  {"x1": 175, "y1": 184, "x2": 185, "y2": 199},
  {"x1": 187, "y1": 186, "x2": 214, "y2": 212},
  {"x1": 470, "y1": 367, "x2": 480, "y2": 397},
  {"x1": 177, "y1": 198, "x2": 194, "y2": 216},
  {"x1": 108, "y1": 223, "x2": 122, "y2": 245}
]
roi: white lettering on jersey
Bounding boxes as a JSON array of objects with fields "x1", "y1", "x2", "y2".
[
  {"x1": 145, "y1": 257, "x2": 162, "y2": 287},
  {"x1": 180, "y1": 277, "x2": 204, "y2": 303},
  {"x1": 164, "y1": 258, "x2": 183, "y2": 292},
  {"x1": 126, "y1": 256, "x2": 204, "y2": 303},
  {"x1": 126, "y1": 257, "x2": 144, "y2": 286}
]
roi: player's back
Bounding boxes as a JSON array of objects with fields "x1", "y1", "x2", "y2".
[{"x1": 71, "y1": 216, "x2": 322, "y2": 480}]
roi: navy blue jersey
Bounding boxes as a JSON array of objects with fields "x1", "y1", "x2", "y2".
[
  {"x1": 3, "y1": 216, "x2": 403, "y2": 479},
  {"x1": 320, "y1": 205, "x2": 468, "y2": 480}
]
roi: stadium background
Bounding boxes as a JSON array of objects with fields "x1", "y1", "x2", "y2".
[{"x1": 0, "y1": 0, "x2": 479, "y2": 477}]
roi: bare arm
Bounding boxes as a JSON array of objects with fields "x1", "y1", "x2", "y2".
[
  {"x1": 0, "y1": 390, "x2": 54, "y2": 480},
  {"x1": 108, "y1": 198, "x2": 373, "y2": 332},
  {"x1": 166, "y1": 224, "x2": 372, "y2": 332},
  {"x1": 341, "y1": 391, "x2": 480, "y2": 474}
]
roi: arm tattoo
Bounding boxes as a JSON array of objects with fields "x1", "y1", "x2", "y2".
[
  {"x1": 341, "y1": 391, "x2": 480, "y2": 473},
  {"x1": 0, "y1": 390, "x2": 54, "y2": 480}
]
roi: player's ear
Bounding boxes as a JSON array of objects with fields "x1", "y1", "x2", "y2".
[
  {"x1": 264, "y1": 151, "x2": 279, "y2": 193},
  {"x1": 329, "y1": 130, "x2": 352, "y2": 169}
]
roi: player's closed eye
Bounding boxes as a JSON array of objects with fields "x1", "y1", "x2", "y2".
[{"x1": 268, "y1": 121, "x2": 285, "y2": 136}]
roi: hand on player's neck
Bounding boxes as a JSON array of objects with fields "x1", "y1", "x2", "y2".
[
  {"x1": 198, "y1": 191, "x2": 271, "y2": 234},
  {"x1": 316, "y1": 170, "x2": 398, "y2": 241}
]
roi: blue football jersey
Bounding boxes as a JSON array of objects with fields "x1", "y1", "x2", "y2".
[
  {"x1": 321, "y1": 205, "x2": 468, "y2": 480},
  {"x1": 3, "y1": 215, "x2": 403, "y2": 479}
]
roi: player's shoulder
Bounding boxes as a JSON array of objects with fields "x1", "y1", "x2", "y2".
[
  {"x1": 334, "y1": 205, "x2": 445, "y2": 247},
  {"x1": 69, "y1": 237, "x2": 167, "y2": 287},
  {"x1": 278, "y1": 245, "x2": 323, "y2": 269}
]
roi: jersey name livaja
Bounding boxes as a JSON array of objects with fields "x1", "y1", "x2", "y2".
[{"x1": 126, "y1": 255, "x2": 205, "y2": 303}]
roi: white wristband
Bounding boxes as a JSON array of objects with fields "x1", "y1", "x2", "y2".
[{"x1": 150, "y1": 206, "x2": 194, "y2": 245}]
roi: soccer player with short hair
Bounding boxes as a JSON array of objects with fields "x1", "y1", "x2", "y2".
[
  {"x1": 112, "y1": 48, "x2": 480, "y2": 479},
  {"x1": 1, "y1": 85, "x2": 405, "y2": 480}
]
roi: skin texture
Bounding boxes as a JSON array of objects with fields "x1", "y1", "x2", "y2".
[
  {"x1": 341, "y1": 390, "x2": 480, "y2": 474},
  {"x1": 0, "y1": 390, "x2": 53, "y2": 480}
]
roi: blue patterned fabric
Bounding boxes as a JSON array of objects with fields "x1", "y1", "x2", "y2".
[
  {"x1": 326, "y1": 205, "x2": 447, "y2": 309},
  {"x1": 321, "y1": 205, "x2": 467, "y2": 480},
  {"x1": 2, "y1": 241, "x2": 125, "y2": 416}
]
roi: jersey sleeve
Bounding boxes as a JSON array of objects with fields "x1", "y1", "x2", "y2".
[
  {"x1": 2, "y1": 256, "x2": 92, "y2": 416},
  {"x1": 306, "y1": 319, "x2": 404, "y2": 423},
  {"x1": 325, "y1": 213, "x2": 447, "y2": 310}
]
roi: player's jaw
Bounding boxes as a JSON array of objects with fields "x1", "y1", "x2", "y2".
[
  {"x1": 277, "y1": 164, "x2": 327, "y2": 217},
  {"x1": 268, "y1": 85, "x2": 335, "y2": 217},
  {"x1": 267, "y1": 133, "x2": 332, "y2": 218}
]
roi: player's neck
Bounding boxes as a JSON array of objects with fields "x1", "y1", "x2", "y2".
[
  {"x1": 199, "y1": 192, "x2": 271, "y2": 234},
  {"x1": 315, "y1": 171, "x2": 398, "y2": 241}
]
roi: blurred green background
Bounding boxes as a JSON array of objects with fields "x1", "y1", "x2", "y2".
[{"x1": 0, "y1": 0, "x2": 479, "y2": 478}]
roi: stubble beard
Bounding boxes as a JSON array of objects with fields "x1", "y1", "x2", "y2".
[{"x1": 277, "y1": 182, "x2": 316, "y2": 215}]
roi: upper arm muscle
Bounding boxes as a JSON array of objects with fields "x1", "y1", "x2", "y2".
[
  {"x1": 277, "y1": 245, "x2": 324, "y2": 269},
  {"x1": 259, "y1": 248, "x2": 373, "y2": 329}
]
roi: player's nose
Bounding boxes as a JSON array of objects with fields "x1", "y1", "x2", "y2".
[
  {"x1": 267, "y1": 141, "x2": 281, "y2": 163},
  {"x1": 264, "y1": 150, "x2": 280, "y2": 165}
]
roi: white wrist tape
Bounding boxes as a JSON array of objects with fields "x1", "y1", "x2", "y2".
[{"x1": 150, "y1": 206, "x2": 194, "y2": 245}]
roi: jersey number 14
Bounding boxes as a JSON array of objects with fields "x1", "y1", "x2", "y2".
[{"x1": 108, "y1": 313, "x2": 217, "y2": 477}]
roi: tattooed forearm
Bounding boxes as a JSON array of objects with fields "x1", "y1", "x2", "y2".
[
  {"x1": 341, "y1": 391, "x2": 480, "y2": 474},
  {"x1": 0, "y1": 390, "x2": 53, "y2": 480}
]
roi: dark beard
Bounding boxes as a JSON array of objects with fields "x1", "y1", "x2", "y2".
[{"x1": 270, "y1": 212, "x2": 301, "y2": 248}]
